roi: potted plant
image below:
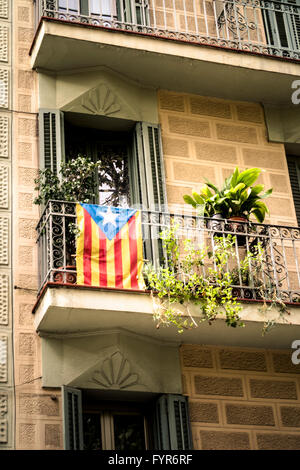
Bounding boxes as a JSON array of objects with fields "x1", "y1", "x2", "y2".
[
  {"x1": 183, "y1": 167, "x2": 272, "y2": 222},
  {"x1": 183, "y1": 184, "x2": 230, "y2": 232},
  {"x1": 183, "y1": 167, "x2": 272, "y2": 244},
  {"x1": 34, "y1": 155, "x2": 100, "y2": 206},
  {"x1": 34, "y1": 155, "x2": 101, "y2": 281}
]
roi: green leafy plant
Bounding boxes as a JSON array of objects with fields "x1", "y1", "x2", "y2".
[
  {"x1": 230, "y1": 242, "x2": 292, "y2": 335},
  {"x1": 144, "y1": 224, "x2": 244, "y2": 333},
  {"x1": 34, "y1": 155, "x2": 101, "y2": 206},
  {"x1": 183, "y1": 167, "x2": 273, "y2": 223},
  {"x1": 144, "y1": 225, "x2": 292, "y2": 335},
  {"x1": 34, "y1": 155, "x2": 101, "y2": 265}
]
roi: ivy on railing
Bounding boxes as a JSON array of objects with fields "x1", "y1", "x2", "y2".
[{"x1": 143, "y1": 224, "x2": 292, "y2": 335}]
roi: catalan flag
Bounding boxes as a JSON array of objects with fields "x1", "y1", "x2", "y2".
[{"x1": 76, "y1": 203, "x2": 144, "y2": 290}]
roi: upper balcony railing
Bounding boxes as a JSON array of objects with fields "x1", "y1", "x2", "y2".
[
  {"x1": 36, "y1": 200, "x2": 300, "y2": 304},
  {"x1": 34, "y1": 0, "x2": 300, "y2": 60}
]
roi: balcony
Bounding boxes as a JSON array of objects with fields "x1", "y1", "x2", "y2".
[
  {"x1": 33, "y1": 200, "x2": 300, "y2": 348},
  {"x1": 34, "y1": 0, "x2": 300, "y2": 58},
  {"x1": 31, "y1": 0, "x2": 300, "y2": 105}
]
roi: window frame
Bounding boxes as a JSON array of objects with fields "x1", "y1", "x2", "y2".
[{"x1": 82, "y1": 402, "x2": 153, "y2": 450}]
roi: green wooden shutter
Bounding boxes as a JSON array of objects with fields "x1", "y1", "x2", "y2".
[
  {"x1": 155, "y1": 395, "x2": 193, "y2": 450},
  {"x1": 62, "y1": 386, "x2": 84, "y2": 450},
  {"x1": 39, "y1": 109, "x2": 65, "y2": 173},
  {"x1": 80, "y1": 0, "x2": 89, "y2": 16},
  {"x1": 289, "y1": 0, "x2": 300, "y2": 49},
  {"x1": 133, "y1": 122, "x2": 167, "y2": 211},
  {"x1": 263, "y1": 0, "x2": 300, "y2": 52},
  {"x1": 132, "y1": 122, "x2": 168, "y2": 267},
  {"x1": 287, "y1": 155, "x2": 300, "y2": 227}
]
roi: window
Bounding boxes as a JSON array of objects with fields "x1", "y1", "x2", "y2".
[
  {"x1": 39, "y1": 111, "x2": 167, "y2": 211},
  {"x1": 287, "y1": 155, "x2": 300, "y2": 226},
  {"x1": 62, "y1": 387, "x2": 193, "y2": 450},
  {"x1": 64, "y1": 123, "x2": 132, "y2": 207},
  {"x1": 57, "y1": 0, "x2": 150, "y2": 24},
  {"x1": 82, "y1": 407, "x2": 151, "y2": 450},
  {"x1": 58, "y1": 0, "x2": 116, "y2": 17},
  {"x1": 39, "y1": 109, "x2": 168, "y2": 266},
  {"x1": 262, "y1": 0, "x2": 300, "y2": 52}
]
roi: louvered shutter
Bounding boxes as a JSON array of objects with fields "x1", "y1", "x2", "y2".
[
  {"x1": 39, "y1": 109, "x2": 65, "y2": 174},
  {"x1": 133, "y1": 122, "x2": 167, "y2": 210},
  {"x1": 132, "y1": 122, "x2": 168, "y2": 267},
  {"x1": 289, "y1": 0, "x2": 300, "y2": 49},
  {"x1": 287, "y1": 156, "x2": 300, "y2": 227},
  {"x1": 155, "y1": 395, "x2": 193, "y2": 450},
  {"x1": 263, "y1": 0, "x2": 300, "y2": 51},
  {"x1": 62, "y1": 386, "x2": 84, "y2": 450}
]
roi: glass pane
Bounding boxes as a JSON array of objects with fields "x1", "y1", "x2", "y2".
[
  {"x1": 113, "y1": 414, "x2": 146, "y2": 451},
  {"x1": 90, "y1": 0, "x2": 116, "y2": 16},
  {"x1": 97, "y1": 144, "x2": 130, "y2": 208},
  {"x1": 83, "y1": 413, "x2": 102, "y2": 450},
  {"x1": 59, "y1": 0, "x2": 79, "y2": 12},
  {"x1": 90, "y1": 0, "x2": 101, "y2": 14}
]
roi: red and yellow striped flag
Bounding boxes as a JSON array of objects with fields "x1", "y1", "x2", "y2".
[{"x1": 76, "y1": 203, "x2": 144, "y2": 290}]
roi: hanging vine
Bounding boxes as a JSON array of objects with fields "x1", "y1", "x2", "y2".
[{"x1": 143, "y1": 224, "x2": 292, "y2": 335}]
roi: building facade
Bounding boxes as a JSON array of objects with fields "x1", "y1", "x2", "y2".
[{"x1": 1, "y1": 0, "x2": 300, "y2": 450}]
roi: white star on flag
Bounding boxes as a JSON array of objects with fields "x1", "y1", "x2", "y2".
[{"x1": 100, "y1": 207, "x2": 118, "y2": 228}]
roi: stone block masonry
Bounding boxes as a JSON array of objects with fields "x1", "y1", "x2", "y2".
[
  {"x1": 181, "y1": 345, "x2": 300, "y2": 450},
  {"x1": 158, "y1": 90, "x2": 297, "y2": 227},
  {"x1": 11, "y1": 0, "x2": 62, "y2": 450},
  {"x1": 0, "y1": 0, "x2": 13, "y2": 449}
]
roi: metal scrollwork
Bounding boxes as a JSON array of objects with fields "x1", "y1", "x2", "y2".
[
  {"x1": 38, "y1": 0, "x2": 300, "y2": 61},
  {"x1": 37, "y1": 203, "x2": 300, "y2": 301},
  {"x1": 217, "y1": 3, "x2": 258, "y2": 41}
]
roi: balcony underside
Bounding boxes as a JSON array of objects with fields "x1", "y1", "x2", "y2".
[
  {"x1": 33, "y1": 284, "x2": 300, "y2": 349},
  {"x1": 31, "y1": 19, "x2": 300, "y2": 106}
]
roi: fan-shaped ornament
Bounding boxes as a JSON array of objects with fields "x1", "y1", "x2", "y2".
[
  {"x1": 80, "y1": 84, "x2": 121, "y2": 116},
  {"x1": 91, "y1": 351, "x2": 139, "y2": 389}
]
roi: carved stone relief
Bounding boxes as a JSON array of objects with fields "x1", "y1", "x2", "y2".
[
  {"x1": 19, "y1": 394, "x2": 59, "y2": 417},
  {"x1": 64, "y1": 83, "x2": 122, "y2": 116},
  {"x1": 91, "y1": 351, "x2": 140, "y2": 390},
  {"x1": 0, "y1": 26, "x2": 8, "y2": 63},
  {"x1": 0, "y1": 165, "x2": 8, "y2": 209},
  {"x1": 0, "y1": 115, "x2": 8, "y2": 158},
  {"x1": 0, "y1": 216, "x2": 8, "y2": 265},
  {"x1": 0, "y1": 69, "x2": 8, "y2": 108},
  {"x1": 0, "y1": 0, "x2": 8, "y2": 20},
  {"x1": 0, "y1": 273, "x2": 8, "y2": 325},
  {"x1": 0, "y1": 394, "x2": 7, "y2": 443},
  {"x1": 0, "y1": 335, "x2": 7, "y2": 382},
  {"x1": 80, "y1": 84, "x2": 121, "y2": 115}
]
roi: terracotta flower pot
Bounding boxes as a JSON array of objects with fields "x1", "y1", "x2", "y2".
[
  {"x1": 53, "y1": 265, "x2": 77, "y2": 284},
  {"x1": 228, "y1": 216, "x2": 249, "y2": 246},
  {"x1": 207, "y1": 213, "x2": 224, "y2": 235}
]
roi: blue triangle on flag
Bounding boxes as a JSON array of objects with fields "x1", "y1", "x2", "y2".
[{"x1": 80, "y1": 203, "x2": 137, "y2": 241}]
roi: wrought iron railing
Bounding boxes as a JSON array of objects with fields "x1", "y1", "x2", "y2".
[
  {"x1": 36, "y1": 200, "x2": 300, "y2": 303},
  {"x1": 34, "y1": 0, "x2": 300, "y2": 59}
]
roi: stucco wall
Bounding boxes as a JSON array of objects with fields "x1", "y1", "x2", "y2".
[
  {"x1": 12, "y1": 0, "x2": 62, "y2": 450},
  {"x1": 0, "y1": 0, "x2": 13, "y2": 450},
  {"x1": 158, "y1": 90, "x2": 297, "y2": 227},
  {"x1": 181, "y1": 344, "x2": 300, "y2": 450}
]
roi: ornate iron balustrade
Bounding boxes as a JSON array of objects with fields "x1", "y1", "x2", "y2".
[
  {"x1": 34, "y1": 0, "x2": 300, "y2": 59},
  {"x1": 36, "y1": 200, "x2": 300, "y2": 304}
]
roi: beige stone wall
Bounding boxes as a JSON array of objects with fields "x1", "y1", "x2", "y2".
[
  {"x1": 158, "y1": 90, "x2": 297, "y2": 227},
  {"x1": 181, "y1": 344, "x2": 300, "y2": 450},
  {"x1": 12, "y1": 0, "x2": 63, "y2": 450},
  {"x1": 0, "y1": 0, "x2": 13, "y2": 449}
]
